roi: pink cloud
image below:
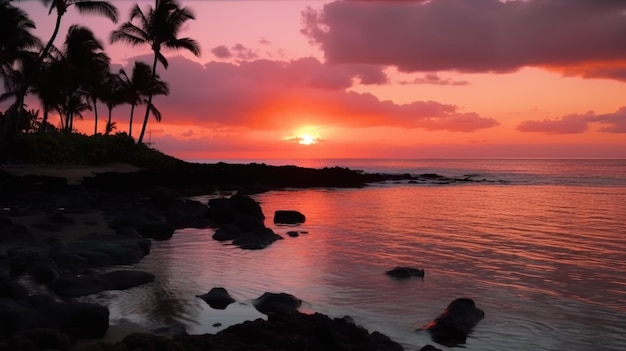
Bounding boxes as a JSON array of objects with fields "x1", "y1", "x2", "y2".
[
  {"x1": 517, "y1": 114, "x2": 590, "y2": 134},
  {"x1": 301, "y1": 0, "x2": 626, "y2": 79},
  {"x1": 590, "y1": 107, "x2": 626, "y2": 133},
  {"x1": 120, "y1": 55, "x2": 496, "y2": 133},
  {"x1": 517, "y1": 108, "x2": 626, "y2": 134},
  {"x1": 211, "y1": 45, "x2": 232, "y2": 59},
  {"x1": 401, "y1": 73, "x2": 468, "y2": 86}
]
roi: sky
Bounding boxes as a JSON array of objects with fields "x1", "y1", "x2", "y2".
[{"x1": 10, "y1": 0, "x2": 626, "y2": 160}]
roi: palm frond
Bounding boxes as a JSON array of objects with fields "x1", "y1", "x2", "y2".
[
  {"x1": 74, "y1": 1, "x2": 118, "y2": 23},
  {"x1": 163, "y1": 37, "x2": 200, "y2": 57},
  {"x1": 146, "y1": 101, "x2": 162, "y2": 122},
  {"x1": 156, "y1": 51, "x2": 168, "y2": 69},
  {"x1": 129, "y1": 3, "x2": 149, "y2": 30},
  {"x1": 110, "y1": 23, "x2": 149, "y2": 46}
]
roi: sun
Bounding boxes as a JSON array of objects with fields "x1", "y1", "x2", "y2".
[
  {"x1": 284, "y1": 127, "x2": 322, "y2": 145},
  {"x1": 299, "y1": 134, "x2": 317, "y2": 145}
]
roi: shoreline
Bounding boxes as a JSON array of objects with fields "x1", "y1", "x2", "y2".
[{"x1": 0, "y1": 163, "x2": 417, "y2": 351}]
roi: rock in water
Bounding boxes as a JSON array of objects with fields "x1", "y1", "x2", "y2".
[
  {"x1": 253, "y1": 292, "x2": 302, "y2": 315},
  {"x1": 273, "y1": 210, "x2": 306, "y2": 224},
  {"x1": 385, "y1": 266, "x2": 424, "y2": 279},
  {"x1": 197, "y1": 287, "x2": 236, "y2": 310},
  {"x1": 424, "y1": 298, "x2": 484, "y2": 346}
]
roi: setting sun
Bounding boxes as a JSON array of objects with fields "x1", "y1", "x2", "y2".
[{"x1": 299, "y1": 134, "x2": 317, "y2": 145}]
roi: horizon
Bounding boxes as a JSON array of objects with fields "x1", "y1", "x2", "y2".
[{"x1": 6, "y1": 0, "x2": 626, "y2": 159}]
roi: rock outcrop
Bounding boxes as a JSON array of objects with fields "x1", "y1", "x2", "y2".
[{"x1": 424, "y1": 298, "x2": 484, "y2": 346}]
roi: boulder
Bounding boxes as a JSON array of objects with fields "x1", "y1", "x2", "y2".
[
  {"x1": 232, "y1": 227, "x2": 283, "y2": 250},
  {"x1": 273, "y1": 210, "x2": 306, "y2": 224},
  {"x1": 196, "y1": 287, "x2": 236, "y2": 310},
  {"x1": 212, "y1": 225, "x2": 242, "y2": 241},
  {"x1": 424, "y1": 298, "x2": 484, "y2": 346},
  {"x1": 0, "y1": 295, "x2": 109, "y2": 341},
  {"x1": 205, "y1": 195, "x2": 265, "y2": 228},
  {"x1": 385, "y1": 266, "x2": 425, "y2": 279},
  {"x1": 109, "y1": 210, "x2": 175, "y2": 241},
  {"x1": 253, "y1": 292, "x2": 302, "y2": 315}
]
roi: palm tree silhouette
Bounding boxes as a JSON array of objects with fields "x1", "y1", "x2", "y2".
[
  {"x1": 51, "y1": 25, "x2": 108, "y2": 133},
  {"x1": 1, "y1": 0, "x2": 118, "y2": 154},
  {"x1": 83, "y1": 57, "x2": 111, "y2": 135},
  {"x1": 0, "y1": 1, "x2": 41, "y2": 156},
  {"x1": 0, "y1": 0, "x2": 40, "y2": 91},
  {"x1": 101, "y1": 71, "x2": 125, "y2": 135},
  {"x1": 111, "y1": 0, "x2": 200, "y2": 144},
  {"x1": 31, "y1": 60, "x2": 63, "y2": 132},
  {"x1": 118, "y1": 61, "x2": 169, "y2": 138}
]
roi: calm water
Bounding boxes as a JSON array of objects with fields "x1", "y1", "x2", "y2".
[{"x1": 81, "y1": 159, "x2": 626, "y2": 351}]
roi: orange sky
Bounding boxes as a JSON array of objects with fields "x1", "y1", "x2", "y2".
[{"x1": 11, "y1": 0, "x2": 626, "y2": 160}]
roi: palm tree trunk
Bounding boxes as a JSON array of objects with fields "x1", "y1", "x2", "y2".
[
  {"x1": 106, "y1": 105, "x2": 112, "y2": 135},
  {"x1": 129, "y1": 103, "x2": 136, "y2": 138},
  {"x1": 40, "y1": 109, "x2": 49, "y2": 133},
  {"x1": 92, "y1": 97, "x2": 99, "y2": 135},
  {"x1": 137, "y1": 54, "x2": 159, "y2": 144}
]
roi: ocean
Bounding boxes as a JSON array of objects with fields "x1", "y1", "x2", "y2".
[{"x1": 81, "y1": 159, "x2": 626, "y2": 351}]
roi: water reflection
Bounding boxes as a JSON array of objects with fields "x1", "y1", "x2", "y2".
[{"x1": 83, "y1": 184, "x2": 626, "y2": 350}]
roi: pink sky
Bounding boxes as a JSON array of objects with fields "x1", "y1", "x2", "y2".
[{"x1": 12, "y1": 0, "x2": 626, "y2": 160}]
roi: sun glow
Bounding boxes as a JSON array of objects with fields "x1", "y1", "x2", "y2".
[
  {"x1": 299, "y1": 134, "x2": 317, "y2": 145},
  {"x1": 284, "y1": 126, "x2": 322, "y2": 146}
]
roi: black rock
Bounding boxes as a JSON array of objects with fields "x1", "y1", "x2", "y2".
[
  {"x1": 197, "y1": 287, "x2": 236, "y2": 310},
  {"x1": 253, "y1": 292, "x2": 302, "y2": 315},
  {"x1": 273, "y1": 210, "x2": 306, "y2": 224},
  {"x1": 425, "y1": 298, "x2": 485, "y2": 346},
  {"x1": 386, "y1": 266, "x2": 425, "y2": 279}
]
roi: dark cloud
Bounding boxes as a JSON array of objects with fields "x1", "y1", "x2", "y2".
[
  {"x1": 301, "y1": 0, "x2": 626, "y2": 79},
  {"x1": 401, "y1": 73, "x2": 469, "y2": 86},
  {"x1": 211, "y1": 45, "x2": 232, "y2": 59},
  {"x1": 517, "y1": 108, "x2": 626, "y2": 133}
]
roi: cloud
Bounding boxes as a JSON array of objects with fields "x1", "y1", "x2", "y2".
[
  {"x1": 301, "y1": 0, "x2": 626, "y2": 79},
  {"x1": 590, "y1": 107, "x2": 626, "y2": 133},
  {"x1": 211, "y1": 44, "x2": 258, "y2": 60},
  {"x1": 211, "y1": 45, "x2": 232, "y2": 59},
  {"x1": 517, "y1": 107, "x2": 626, "y2": 134},
  {"x1": 401, "y1": 73, "x2": 469, "y2": 86},
  {"x1": 516, "y1": 113, "x2": 591, "y2": 134},
  {"x1": 121, "y1": 55, "x2": 496, "y2": 133}
]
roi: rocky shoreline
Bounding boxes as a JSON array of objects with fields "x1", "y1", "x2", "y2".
[{"x1": 1, "y1": 163, "x2": 484, "y2": 350}]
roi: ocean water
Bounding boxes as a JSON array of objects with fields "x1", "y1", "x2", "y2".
[{"x1": 81, "y1": 159, "x2": 626, "y2": 351}]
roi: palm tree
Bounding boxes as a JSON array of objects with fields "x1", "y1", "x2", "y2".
[
  {"x1": 80, "y1": 57, "x2": 110, "y2": 135},
  {"x1": 36, "y1": 0, "x2": 117, "y2": 70},
  {"x1": 0, "y1": 0, "x2": 41, "y2": 158},
  {"x1": 110, "y1": 0, "x2": 200, "y2": 144},
  {"x1": 2, "y1": 0, "x2": 118, "y2": 154},
  {"x1": 0, "y1": 0, "x2": 40, "y2": 90},
  {"x1": 30, "y1": 60, "x2": 64, "y2": 133},
  {"x1": 118, "y1": 61, "x2": 169, "y2": 138},
  {"x1": 100, "y1": 71, "x2": 125, "y2": 135},
  {"x1": 51, "y1": 25, "x2": 108, "y2": 133}
]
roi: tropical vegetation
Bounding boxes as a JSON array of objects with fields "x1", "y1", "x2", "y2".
[{"x1": 0, "y1": 0, "x2": 199, "y2": 163}]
